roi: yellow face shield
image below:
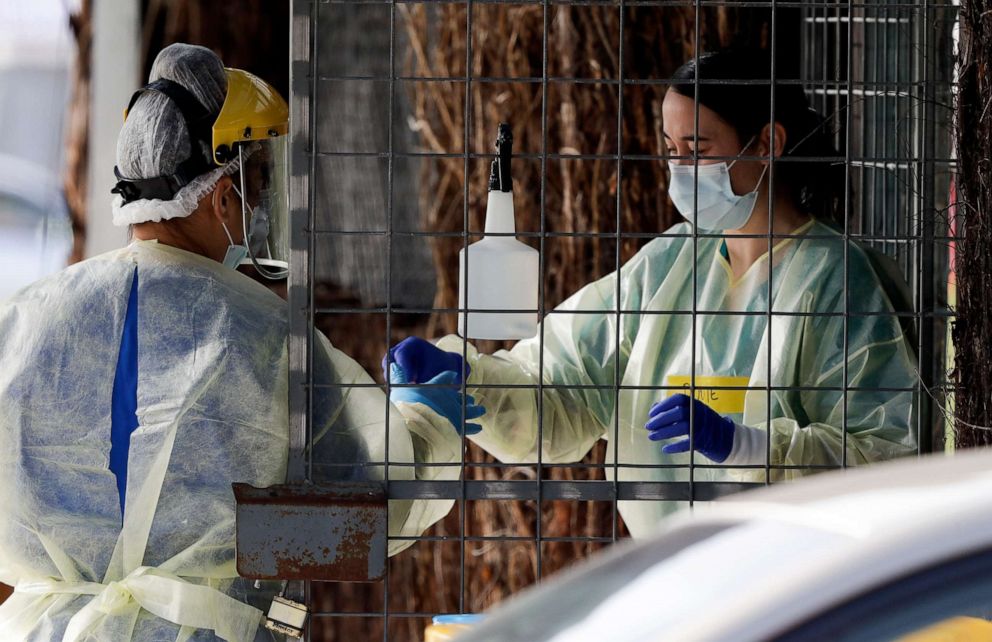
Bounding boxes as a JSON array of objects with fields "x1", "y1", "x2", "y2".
[
  {"x1": 115, "y1": 67, "x2": 288, "y2": 201},
  {"x1": 114, "y1": 67, "x2": 289, "y2": 279},
  {"x1": 216, "y1": 68, "x2": 289, "y2": 280},
  {"x1": 211, "y1": 69, "x2": 289, "y2": 166}
]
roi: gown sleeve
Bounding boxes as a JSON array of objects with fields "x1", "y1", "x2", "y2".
[
  {"x1": 435, "y1": 245, "x2": 658, "y2": 464},
  {"x1": 740, "y1": 246, "x2": 918, "y2": 480},
  {"x1": 308, "y1": 332, "x2": 462, "y2": 556}
]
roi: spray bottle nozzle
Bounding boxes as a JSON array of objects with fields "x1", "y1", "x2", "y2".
[{"x1": 488, "y1": 123, "x2": 513, "y2": 193}]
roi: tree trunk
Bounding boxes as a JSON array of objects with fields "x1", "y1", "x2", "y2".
[
  {"x1": 953, "y1": 0, "x2": 992, "y2": 447},
  {"x1": 65, "y1": 0, "x2": 93, "y2": 264}
]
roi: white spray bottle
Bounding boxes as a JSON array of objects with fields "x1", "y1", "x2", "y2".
[{"x1": 458, "y1": 123, "x2": 539, "y2": 340}]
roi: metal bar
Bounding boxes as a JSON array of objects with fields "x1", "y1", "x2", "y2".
[
  {"x1": 807, "y1": 15, "x2": 911, "y2": 24},
  {"x1": 688, "y1": 0, "x2": 700, "y2": 519},
  {"x1": 300, "y1": 0, "x2": 320, "y2": 642},
  {"x1": 765, "y1": 0, "x2": 778, "y2": 486},
  {"x1": 535, "y1": 0, "x2": 550, "y2": 584},
  {"x1": 386, "y1": 535, "x2": 619, "y2": 543},
  {"x1": 841, "y1": 0, "x2": 853, "y2": 470},
  {"x1": 287, "y1": 0, "x2": 313, "y2": 489},
  {"x1": 459, "y1": 0, "x2": 474, "y2": 615},
  {"x1": 917, "y1": 0, "x2": 937, "y2": 454},
  {"x1": 315, "y1": 0, "x2": 945, "y2": 8},
  {"x1": 808, "y1": 88, "x2": 929, "y2": 97},
  {"x1": 861, "y1": 0, "x2": 871, "y2": 241},
  {"x1": 385, "y1": 479, "x2": 763, "y2": 501},
  {"x1": 312, "y1": 308, "x2": 952, "y2": 320},
  {"x1": 317, "y1": 74, "x2": 943, "y2": 88},
  {"x1": 382, "y1": 0, "x2": 397, "y2": 635},
  {"x1": 895, "y1": 6, "x2": 905, "y2": 270},
  {"x1": 317, "y1": 459, "x2": 880, "y2": 472},
  {"x1": 308, "y1": 382, "x2": 922, "y2": 395},
  {"x1": 307, "y1": 230, "x2": 960, "y2": 242},
  {"x1": 612, "y1": 0, "x2": 626, "y2": 544},
  {"x1": 820, "y1": 0, "x2": 828, "y2": 120},
  {"x1": 881, "y1": 4, "x2": 889, "y2": 253},
  {"x1": 312, "y1": 150, "x2": 960, "y2": 163}
]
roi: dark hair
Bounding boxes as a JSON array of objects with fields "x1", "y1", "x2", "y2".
[{"x1": 670, "y1": 49, "x2": 843, "y2": 224}]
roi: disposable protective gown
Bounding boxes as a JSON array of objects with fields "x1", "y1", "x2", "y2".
[
  {"x1": 438, "y1": 220, "x2": 917, "y2": 537},
  {"x1": 0, "y1": 240, "x2": 460, "y2": 641}
]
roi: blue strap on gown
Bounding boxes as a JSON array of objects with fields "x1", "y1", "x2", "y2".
[{"x1": 110, "y1": 268, "x2": 139, "y2": 519}]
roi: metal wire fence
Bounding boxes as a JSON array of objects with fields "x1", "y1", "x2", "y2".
[{"x1": 287, "y1": 0, "x2": 957, "y2": 639}]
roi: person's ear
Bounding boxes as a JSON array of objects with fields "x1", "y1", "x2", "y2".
[
  {"x1": 210, "y1": 175, "x2": 235, "y2": 227},
  {"x1": 757, "y1": 123, "x2": 788, "y2": 163}
]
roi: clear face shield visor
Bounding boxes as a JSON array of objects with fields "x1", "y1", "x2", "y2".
[{"x1": 231, "y1": 136, "x2": 289, "y2": 280}]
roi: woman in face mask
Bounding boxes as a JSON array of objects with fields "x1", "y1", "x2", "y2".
[
  {"x1": 663, "y1": 50, "x2": 840, "y2": 272},
  {"x1": 386, "y1": 49, "x2": 918, "y2": 537}
]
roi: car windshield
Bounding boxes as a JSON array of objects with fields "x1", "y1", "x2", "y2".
[
  {"x1": 460, "y1": 519, "x2": 849, "y2": 642},
  {"x1": 456, "y1": 523, "x2": 732, "y2": 642}
]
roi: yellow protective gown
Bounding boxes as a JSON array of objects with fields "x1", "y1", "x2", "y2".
[
  {"x1": 0, "y1": 240, "x2": 460, "y2": 641},
  {"x1": 439, "y1": 220, "x2": 917, "y2": 537}
]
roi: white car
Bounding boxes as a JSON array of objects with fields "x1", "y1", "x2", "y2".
[{"x1": 457, "y1": 451, "x2": 992, "y2": 642}]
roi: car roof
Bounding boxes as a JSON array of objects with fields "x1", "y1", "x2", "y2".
[
  {"x1": 722, "y1": 448, "x2": 992, "y2": 508},
  {"x1": 458, "y1": 451, "x2": 992, "y2": 642}
]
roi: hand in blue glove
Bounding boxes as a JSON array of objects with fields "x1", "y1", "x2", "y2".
[
  {"x1": 644, "y1": 394, "x2": 735, "y2": 463},
  {"x1": 389, "y1": 363, "x2": 485, "y2": 436},
  {"x1": 383, "y1": 337, "x2": 469, "y2": 385}
]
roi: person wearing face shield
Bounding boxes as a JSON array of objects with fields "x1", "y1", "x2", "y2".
[
  {"x1": 0, "y1": 44, "x2": 479, "y2": 641},
  {"x1": 385, "y1": 48, "x2": 917, "y2": 538}
]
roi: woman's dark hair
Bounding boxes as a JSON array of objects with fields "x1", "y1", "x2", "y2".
[{"x1": 670, "y1": 49, "x2": 844, "y2": 224}]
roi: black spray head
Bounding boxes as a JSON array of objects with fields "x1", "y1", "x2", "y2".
[{"x1": 488, "y1": 123, "x2": 513, "y2": 192}]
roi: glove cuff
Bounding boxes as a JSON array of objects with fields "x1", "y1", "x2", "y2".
[{"x1": 722, "y1": 422, "x2": 769, "y2": 466}]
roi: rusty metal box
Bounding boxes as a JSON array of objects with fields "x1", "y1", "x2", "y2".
[{"x1": 233, "y1": 481, "x2": 387, "y2": 581}]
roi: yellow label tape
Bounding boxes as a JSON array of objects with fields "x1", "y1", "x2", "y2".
[{"x1": 664, "y1": 375, "x2": 750, "y2": 415}]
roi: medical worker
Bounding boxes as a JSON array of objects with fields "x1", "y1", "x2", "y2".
[
  {"x1": 0, "y1": 44, "x2": 480, "y2": 641},
  {"x1": 386, "y1": 49, "x2": 917, "y2": 537}
]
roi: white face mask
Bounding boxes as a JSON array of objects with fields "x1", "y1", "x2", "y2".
[{"x1": 667, "y1": 140, "x2": 768, "y2": 232}]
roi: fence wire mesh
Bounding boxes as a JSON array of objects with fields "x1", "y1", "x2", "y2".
[{"x1": 287, "y1": 1, "x2": 957, "y2": 639}]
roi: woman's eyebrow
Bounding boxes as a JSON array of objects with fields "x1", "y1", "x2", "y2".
[{"x1": 663, "y1": 132, "x2": 711, "y2": 142}]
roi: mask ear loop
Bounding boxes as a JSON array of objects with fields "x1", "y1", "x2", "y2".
[
  {"x1": 727, "y1": 134, "x2": 759, "y2": 170},
  {"x1": 221, "y1": 218, "x2": 237, "y2": 248},
  {"x1": 727, "y1": 134, "x2": 770, "y2": 196},
  {"x1": 236, "y1": 144, "x2": 288, "y2": 281},
  {"x1": 217, "y1": 183, "x2": 241, "y2": 255}
]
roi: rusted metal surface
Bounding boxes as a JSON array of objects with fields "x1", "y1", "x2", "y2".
[{"x1": 233, "y1": 481, "x2": 387, "y2": 581}]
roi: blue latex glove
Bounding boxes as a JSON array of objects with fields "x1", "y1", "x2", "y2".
[
  {"x1": 383, "y1": 337, "x2": 469, "y2": 385},
  {"x1": 644, "y1": 394, "x2": 735, "y2": 463},
  {"x1": 389, "y1": 364, "x2": 485, "y2": 436}
]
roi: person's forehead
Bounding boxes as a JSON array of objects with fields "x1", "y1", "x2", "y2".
[{"x1": 662, "y1": 93, "x2": 731, "y2": 139}]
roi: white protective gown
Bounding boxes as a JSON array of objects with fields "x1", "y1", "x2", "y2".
[
  {"x1": 0, "y1": 240, "x2": 460, "y2": 641},
  {"x1": 438, "y1": 220, "x2": 917, "y2": 537}
]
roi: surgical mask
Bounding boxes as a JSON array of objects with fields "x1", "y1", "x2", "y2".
[
  {"x1": 667, "y1": 140, "x2": 768, "y2": 232},
  {"x1": 232, "y1": 184, "x2": 272, "y2": 259},
  {"x1": 248, "y1": 204, "x2": 270, "y2": 257},
  {"x1": 221, "y1": 221, "x2": 248, "y2": 270}
]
